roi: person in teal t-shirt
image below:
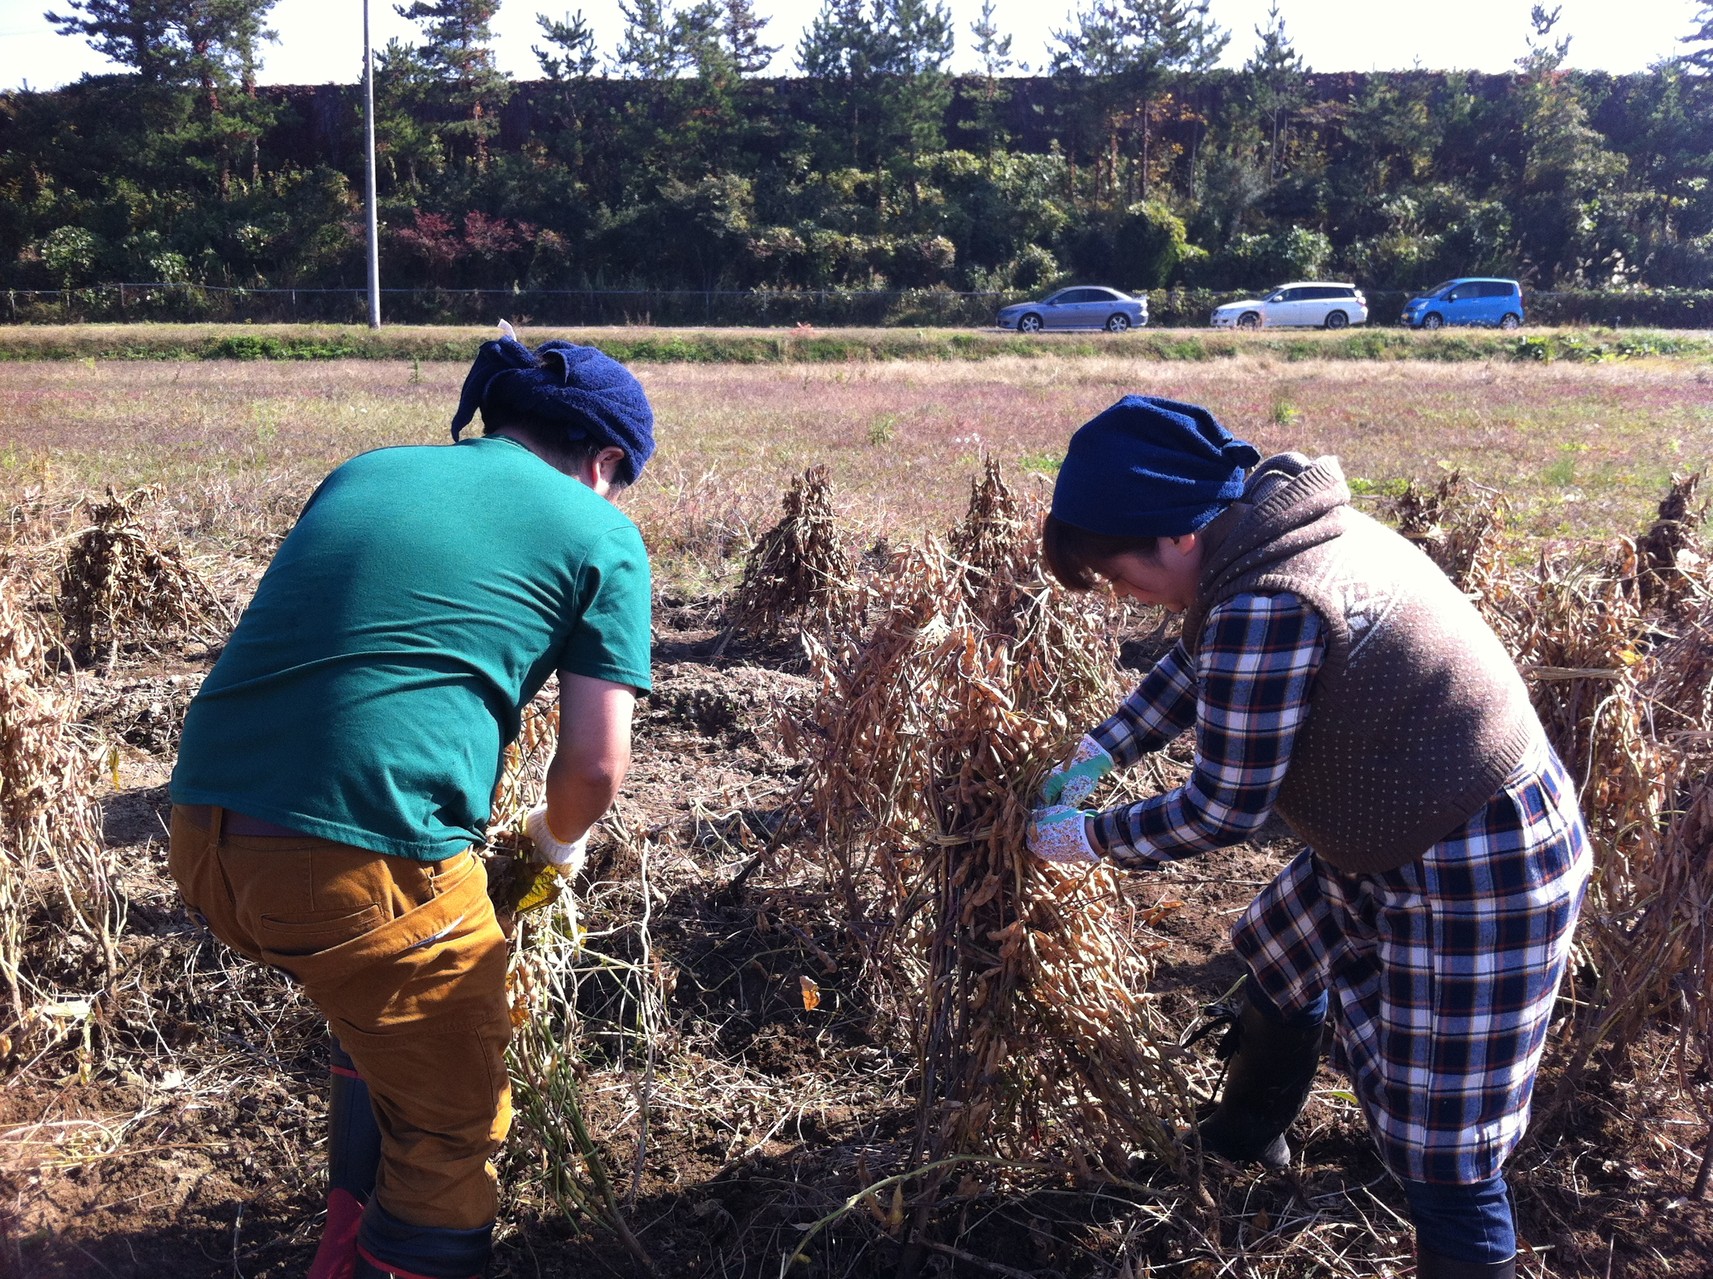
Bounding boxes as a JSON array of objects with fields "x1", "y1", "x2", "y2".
[{"x1": 167, "y1": 332, "x2": 656, "y2": 1279}]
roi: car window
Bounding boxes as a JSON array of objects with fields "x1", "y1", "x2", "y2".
[
  {"x1": 1265, "y1": 289, "x2": 1287, "y2": 303},
  {"x1": 1428, "y1": 281, "x2": 1457, "y2": 297},
  {"x1": 1044, "y1": 289, "x2": 1074, "y2": 304}
]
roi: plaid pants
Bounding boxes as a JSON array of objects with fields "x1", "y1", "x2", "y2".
[{"x1": 1232, "y1": 736, "x2": 1591, "y2": 1184}]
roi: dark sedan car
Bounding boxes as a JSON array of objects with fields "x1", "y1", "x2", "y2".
[{"x1": 997, "y1": 286, "x2": 1147, "y2": 333}]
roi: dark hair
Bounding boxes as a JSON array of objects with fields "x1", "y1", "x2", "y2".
[
  {"x1": 481, "y1": 409, "x2": 629, "y2": 491},
  {"x1": 1040, "y1": 513, "x2": 1160, "y2": 591}
]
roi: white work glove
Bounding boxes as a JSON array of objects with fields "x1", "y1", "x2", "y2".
[
  {"x1": 1037, "y1": 734, "x2": 1116, "y2": 807},
  {"x1": 1027, "y1": 805, "x2": 1100, "y2": 865},
  {"x1": 525, "y1": 803, "x2": 588, "y2": 876}
]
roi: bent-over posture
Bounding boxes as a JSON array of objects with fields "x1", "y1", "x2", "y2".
[
  {"x1": 169, "y1": 334, "x2": 656, "y2": 1279},
  {"x1": 1027, "y1": 395, "x2": 1589, "y2": 1279}
]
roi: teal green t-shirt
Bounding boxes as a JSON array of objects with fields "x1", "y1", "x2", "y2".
[{"x1": 172, "y1": 436, "x2": 653, "y2": 861}]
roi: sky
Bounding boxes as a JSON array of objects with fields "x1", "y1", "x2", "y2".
[{"x1": 0, "y1": 0, "x2": 1705, "y2": 91}]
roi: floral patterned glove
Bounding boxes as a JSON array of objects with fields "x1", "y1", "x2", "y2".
[
  {"x1": 1038, "y1": 734, "x2": 1116, "y2": 807},
  {"x1": 525, "y1": 802, "x2": 589, "y2": 876},
  {"x1": 1027, "y1": 805, "x2": 1100, "y2": 865}
]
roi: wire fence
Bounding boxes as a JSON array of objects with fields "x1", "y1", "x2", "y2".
[
  {"x1": 4, "y1": 283, "x2": 1710, "y2": 329},
  {"x1": 1, "y1": 284, "x2": 1014, "y2": 328}
]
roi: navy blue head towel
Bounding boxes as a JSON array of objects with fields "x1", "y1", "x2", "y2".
[{"x1": 450, "y1": 336, "x2": 656, "y2": 484}]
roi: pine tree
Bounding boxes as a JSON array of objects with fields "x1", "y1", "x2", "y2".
[
  {"x1": 798, "y1": 0, "x2": 881, "y2": 169},
  {"x1": 968, "y1": 0, "x2": 1014, "y2": 156},
  {"x1": 614, "y1": 0, "x2": 686, "y2": 78},
  {"x1": 396, "y1": 0, "x2": 508, "y2": 170},
  {"x1": 1682, "y1": 2, "x2": 1713, "y2": 72},
  {"x1": 46, "y1": 0, "x2": 278, "y2": 105},
  {"x1": 1052, "y1": 0, "x2": 1226, "y2": 200},
  {"x1": 1243, "y1": 1, "x2": 1305, "y2": 180},
  {"x1": 534, "y1": 9, "x2": 598, "y2": 81},
  {"x1": 46, "y1": 0, "x2": 280, "y2": 197},
  {"x1": 533, "y1": 10, "x2": 602, "y2": 174},
  {"x1": 720, "y1": 0, "x2": 778, "y2": 75}
]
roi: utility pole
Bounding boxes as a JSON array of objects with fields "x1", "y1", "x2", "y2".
[{"x1": 363, "y1": 0, "x2": 382, "y2": 329}]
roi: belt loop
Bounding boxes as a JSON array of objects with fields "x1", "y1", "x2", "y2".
[{"x1": 210, "y1": 805, "x2": 226, "y2": 847}]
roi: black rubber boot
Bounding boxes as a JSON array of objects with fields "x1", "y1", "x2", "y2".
[
  {"x1": 1193, "y1": 981, "x2": 1324, "y2": 1169},
  {"x1": 1415, "y1": 1248, "x2": 1517, "y2": 1278},
  {"x1": 356, "y1": 1201, "x2": 492, "y2": 1279}
]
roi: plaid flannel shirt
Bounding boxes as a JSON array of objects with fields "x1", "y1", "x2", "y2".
[{"x1": 1088, "y1": 591, "x2": 1325, "y2": 869}]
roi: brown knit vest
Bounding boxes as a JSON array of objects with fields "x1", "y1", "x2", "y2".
[{"x1": 1180, "y1": 453, "x2": 1540, "y2": 873}]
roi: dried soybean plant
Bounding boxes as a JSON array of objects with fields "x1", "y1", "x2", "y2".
[
  {"x1": 1490, "y1": 539, "x2": 1702, "y2": 1124},
  {"x1": 482, "y1": 689, "x2": 658, "y2": 1269},
  {"x1": 1389, "y1": 470, "x2": 1508, "y2": 596},
  {"x1": 721, "y1": 465, "x2": 856, "y2": 645},
  {"x1": 947, "y1": 457, "x2": 1036, "y2": 625},
  {"x1": 1670, "y1": 766, "x2": 1713, "y2": 1198},
  {"x1": 795, "y1": 465, "x2": 1194, "y2": 1209},
  {"x1": 0, "y1": 573, "x2": 119, "y2": 1063},
  {"x1": 58, "y1": 486, "x2": 228, "y2": 669},
  {"x1": 1633, "y1": 471, "x2": 1706, "y2": 614}
]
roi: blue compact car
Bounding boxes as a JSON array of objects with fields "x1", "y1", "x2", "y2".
[{"x1": 1400, "y1": 278, "x2": 1525, "y2": 330}]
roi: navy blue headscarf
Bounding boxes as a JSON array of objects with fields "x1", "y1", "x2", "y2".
[
  {"x1": 1051, "y1": 395, "x2": 1261, "y2": 537},
  {"x1": 450, "y1": 337, "x2": 656, "y2": 484}
]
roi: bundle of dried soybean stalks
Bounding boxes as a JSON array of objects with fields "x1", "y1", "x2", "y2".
[
  {"x1": 57, "y1": 486, "x2": 228, "y2": 670},
  {"x1": 794, "y1": 463, "x2": 1193, "y2": 1192},
  {"x1": 721, "y1": 464, "x2": 856, "y2": 647},
  {"x1": 0, "y1": 574, "x2": 117, "y2": 1067}
]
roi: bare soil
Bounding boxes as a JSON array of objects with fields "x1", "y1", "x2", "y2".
[{"x1": 4, "y1": 598, "x2": 1711, "y2": 1279}]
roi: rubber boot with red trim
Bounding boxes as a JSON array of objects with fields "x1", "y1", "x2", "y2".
[
  {"x1": 354, "y1": 1201, "x2": 492, "y2": 1279},
  {"x1": 307, "y1": 1036, "x2": 383, "y2": 1279}
]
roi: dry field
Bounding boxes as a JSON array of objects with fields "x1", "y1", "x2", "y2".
[{"x1": 0, "y1": 353, "x2": 1710, "y2": 1279}]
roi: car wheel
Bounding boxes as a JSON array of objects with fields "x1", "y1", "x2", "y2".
[
  {"x1": 1018, "y1": 313, "x2": 1044, "y2": 334},
  {"x1": 1323, "y1": 310, "x2": 1349, "y2": 330},
  {"x1": 1105, "y1": 313, "x2": 1131, "y2": 332},
  {"x1": 1237, "y1": 312, "x2": 1261, "y2": 330},
  {"x1": 1499, "y1": 313, "x2": 1521, "y2": 330},
  {"x1": 1421, "y1": 313, "x2": 1444, "y2": 331}
]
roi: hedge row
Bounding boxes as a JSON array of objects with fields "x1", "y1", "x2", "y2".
[
  {"x1": 3, "y1": 324, "x2": 1711, "y2": 365},
  {"x1": 7, "y1": 286, "x2": 1713, "y2": 331}
]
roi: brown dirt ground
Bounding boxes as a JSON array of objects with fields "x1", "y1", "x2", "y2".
[{"x1": 4, "y1": 601, "x2": 1712, "y2": 1279}]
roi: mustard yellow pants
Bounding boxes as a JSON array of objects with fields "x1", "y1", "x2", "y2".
[{"x1": 168, "y1": 805, "x2": 513, "y2": 1231}]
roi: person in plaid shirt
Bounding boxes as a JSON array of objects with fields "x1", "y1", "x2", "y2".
[{"x1": 1026, "y1": 396, "x2": 1590, "y2": 1279}]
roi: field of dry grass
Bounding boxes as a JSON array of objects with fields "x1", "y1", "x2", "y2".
[
  {"x1": 0, "y1": 351, "x2": 1710, "y2": 1279},
  {"x1": 2, "y1": 355, "x2": 1709, "y2": 584}
]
